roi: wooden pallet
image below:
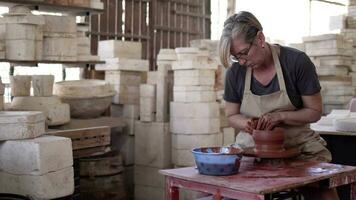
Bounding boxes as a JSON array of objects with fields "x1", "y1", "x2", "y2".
[{"x1": 47, "y1": 126, "x2": 111, "y2": 158}]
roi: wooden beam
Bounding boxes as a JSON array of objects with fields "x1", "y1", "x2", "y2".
[
  {"x1": 227, "y1": 0, "x2": 236, "y2": 17},
  {"x1": 312, "y1": 0, "x2": 346, "y2": 6}
]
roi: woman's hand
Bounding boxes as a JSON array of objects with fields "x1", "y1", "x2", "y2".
[
  {"x1": 244, "y1": 117, "x2": 258, "y2": 134},
  {"x1": 256, "y1": 112, "x2": 284, "y2": 130}
]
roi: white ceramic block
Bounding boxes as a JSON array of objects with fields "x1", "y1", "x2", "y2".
[
  {"x1": 135, "y1": 185, "x2": 164, "y2": 200},
  {"x1": 134, "y1": 121, "x2": 171, "y2": 168},
  {"x1": 174, "y1": 76, "x2": 215, "y2": 86},
  {"x1": 134, "y1": 165, "x2": 166, "y2": 188},
  {"x1": 0, "y1": 111, "x2": 45, "y2": 141},
  {"x1": 174, "y1": 70, "x2": 215, "y2": 86},
  {"x1": 172, "y1": 148, "x2": 195, "y2": 166},
  {"x1": 334, "y1": 118, "x2": 356, "y2": 132},
  {"x1": 140, "y1": 97, "x2": 156, "y2": 122},
  {"x1": 32, "y1": 75, "x2": 54, "y2": 96},
  {"x1": 170, "y1": 117, "x2": 220, "y2": 134},
  {"x1": 6, "y1": 23, "x2": 36, "y2": 40},
  {"x1": 175, "y1": 47, "x2": 200, "y2": 54},
  {"x1": 147, "y1": 71, "x2": 171, "y2": 122},
  {"x1": 316, "y1": 65, "x2": 348, "y2": 76},
  {"x1": 112, "y1": 93, "x2": 139, "y2": 105},
  {"x1": 10, "y1": 96, "x2": 71, "y2": 126},
  {"x1": 96, "y1": 58, "x2": 149, "y2": 71},
  {"x1": 10, "y1": 75, "x2": 31, "y2": 96},
  {"x1": 105, "y1": 71, "x2": 143, "y2": 86},
  {"x1": 0, "y1": 135, "x2": 72, "y2": 175},
  {"x1": 110, "y1": 85, "x2": 140, "y2": 95},
  {"x1": 321, "y1": 86, "x2": 355, "y2": 96},
  {"x1": 0, "y1": 96, "x2": 3, "y2": 111},
  {"x1": 140, "y1": 84, "x2": 156, "y2": 97},
  {"x1": 174, "y1": 90, "x2": 216, "y2": 102},
  {"x1": 123, "y1": 104, "x2": 139, "y2": 119},
  {"x1": 172, "y1": 58, "x2": 218, "y2": 70},
  {"x1": 3, "y1": 14, "x2": 45, "y2": 25},
  {"x1": 43, "y1": 36, "x2": 77, "y2": 61},
  {"x1": 43, "y1": 15, "x2": 76, "y2": 34},
  {"x1": 323, "y1": 95, "x2": 353, "y2": 104},
  {"x1": 223, "y1": 127, "x2": 236, "y2": 146},
  {"x1": 171, "y1": 132, "x2": 222, "y2": 150},
  {"x1": 98, "y1": 40, "x2": 142, "y2": 59},
  {"x1": 170, "y1": 102, "x2": 219, "y2": 118},
  {"x1": 6, "y1": 39, "x2": 35, "y2": 60},
  {"x1": 0, "y1": 167, "x2": 74, "y2": 200},
  {"x1": 123, "y1": 117, "x2": 136, "y2": 136}
]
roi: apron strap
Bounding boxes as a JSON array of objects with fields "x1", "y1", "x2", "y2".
[
  {"x1": 243, "y1": 44, "x2": 287, "y2": 93},
  {"x1": 271, "y1": 45, "x2": 287, "y2": 91},
  {"x1": 244, "y1": 67, "x2": 252, "y2": 95}
]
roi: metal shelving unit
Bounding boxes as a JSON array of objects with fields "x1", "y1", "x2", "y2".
[
  {"x1": 0, "y1": 0, "x2": 103, "y2": 16},
  {"x1": 0, "y1": 1, "x2": 105, "y2": 80}
]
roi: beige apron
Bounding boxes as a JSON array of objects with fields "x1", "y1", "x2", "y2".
[{"x1": 234, "y1": 45, "x2": 331, "y2": 162}]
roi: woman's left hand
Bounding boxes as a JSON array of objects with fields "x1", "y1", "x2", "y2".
[{"x1": 256, "y1": 112, "x2": 284, "y2": 130}]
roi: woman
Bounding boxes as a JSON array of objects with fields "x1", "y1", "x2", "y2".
[{"x1": 220, "y1": 11, "x2": 338, "y2": 200}]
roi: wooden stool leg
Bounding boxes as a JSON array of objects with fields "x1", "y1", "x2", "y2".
[
  {"x1": 213, "y1": 192, "x2": 223, "y2": 200},
  {"x1": 166, "y1": 177, "x2": 179, "y2": 200}
]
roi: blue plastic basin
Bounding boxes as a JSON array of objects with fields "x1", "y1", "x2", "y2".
[{"x1": 192, "y1": 147, "x2": 243, "y2": 176}]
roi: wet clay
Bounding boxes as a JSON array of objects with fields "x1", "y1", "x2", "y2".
[
  {"x1": 244, "y1": 127, "x2": 300, "y2": 158},
  {"x1": 253, "y1": 127, "x2": 285, "y2": 153}
]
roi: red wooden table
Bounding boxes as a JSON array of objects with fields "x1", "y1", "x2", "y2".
[{"x1": 160, "y1": 158, "x2": 356, "y2": 200}]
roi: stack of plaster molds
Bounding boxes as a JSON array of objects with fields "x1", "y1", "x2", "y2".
[
  {"x1": 1, "y1": 5, "x2": 44, "y2": 60},
  {"x1": 134, "y1": 121, "x2": 170, "y2": 200},
  {"x1": 43, "y1": 15, "x2": 77, "y2": 61},
  {"x1": 76, "y1": 24, "x2": 99, "y2": 61},
  {"x1": 132, "y1": 49, "x2": 177, "y2": 200},
  {"x1": 144, "y1": 48, "x2": 176, "y2": 123},
  {"x1": 170, "y1": 47, "x2": 222, "y2": 167},
  {"x1": 96, "y1": 40, "x2": 148, "y2": 105},
  {"x1": 0, "y1": 111, "x2": 74, "y2": 199},
  {"x1": 0, "y1": 77, "x2": 4, "y2": 111},
  {"x1": 303, "y1": 34, "x2": 355, "y2": 114},
  {"x1": 9, "y1": 75, "x2": 70, "y2": 126},
  {"x1": 189, "y1": 40, "x2": 236, "y2": 147}
]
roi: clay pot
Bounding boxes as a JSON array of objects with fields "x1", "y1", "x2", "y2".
[{"x1": 252, "y1": 127, "x2": 285, "y2": 153}]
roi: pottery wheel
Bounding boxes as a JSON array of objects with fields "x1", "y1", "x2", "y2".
[{"x1": 242, "y1": 147, "x2": 300, "y2": 159}]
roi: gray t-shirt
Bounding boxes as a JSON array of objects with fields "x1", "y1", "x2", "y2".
[{"x1": 223, "y1": 45, "x2": 321, "y2": 109}]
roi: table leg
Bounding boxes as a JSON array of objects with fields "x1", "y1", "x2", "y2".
[
  {"x1": 351, "y1": 182, "x2": 356, "y2": 200},
  {"x1": 166, "y1": 177, "x2": 179, "y2": 200},
  {"x1": 213, "y1": 192, "x2": 223, "y2": 200}
]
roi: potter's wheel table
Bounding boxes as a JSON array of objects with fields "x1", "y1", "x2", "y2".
[
  {"x1": 242, "y1": 147, "x2": 300, "y2": 159},
  {"x1": 312, "y1": 123, "x2": 356, "y2": 200},
  {"x1": 160, "y1": 158, "x2": 356, "y2": 200}
]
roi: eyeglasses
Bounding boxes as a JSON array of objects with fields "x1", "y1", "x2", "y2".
[{"x1": 230, "y1": 42, "x2": 253, "y2": 63}]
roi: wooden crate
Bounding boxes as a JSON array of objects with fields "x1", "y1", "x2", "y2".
[{"x1": 47, "y1": 126, "x2": 111, "y2": 158}]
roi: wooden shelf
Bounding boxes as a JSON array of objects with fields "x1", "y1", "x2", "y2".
[
  {"x1": 0, "y1": 59, "x2": 104, "y2": 67},
  {"x1": 0, "y1": 0, "x2": 103, "y2": 15}
]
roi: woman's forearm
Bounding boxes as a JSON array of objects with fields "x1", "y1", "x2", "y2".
[
  {"x1": 227, "y1": 114, "x2": 251, "y2": 131},
  {"x1": 280, "y1": 108, "x2": 321, "y2": 126}
]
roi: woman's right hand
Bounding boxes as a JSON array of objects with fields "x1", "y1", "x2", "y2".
[{"x1": 245, "y1": 118, "x2": 258, "y2": 134}]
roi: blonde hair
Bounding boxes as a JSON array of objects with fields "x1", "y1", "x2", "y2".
[{"x1": 219, "y1": 11, "x2": 263, "y2": 68}]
